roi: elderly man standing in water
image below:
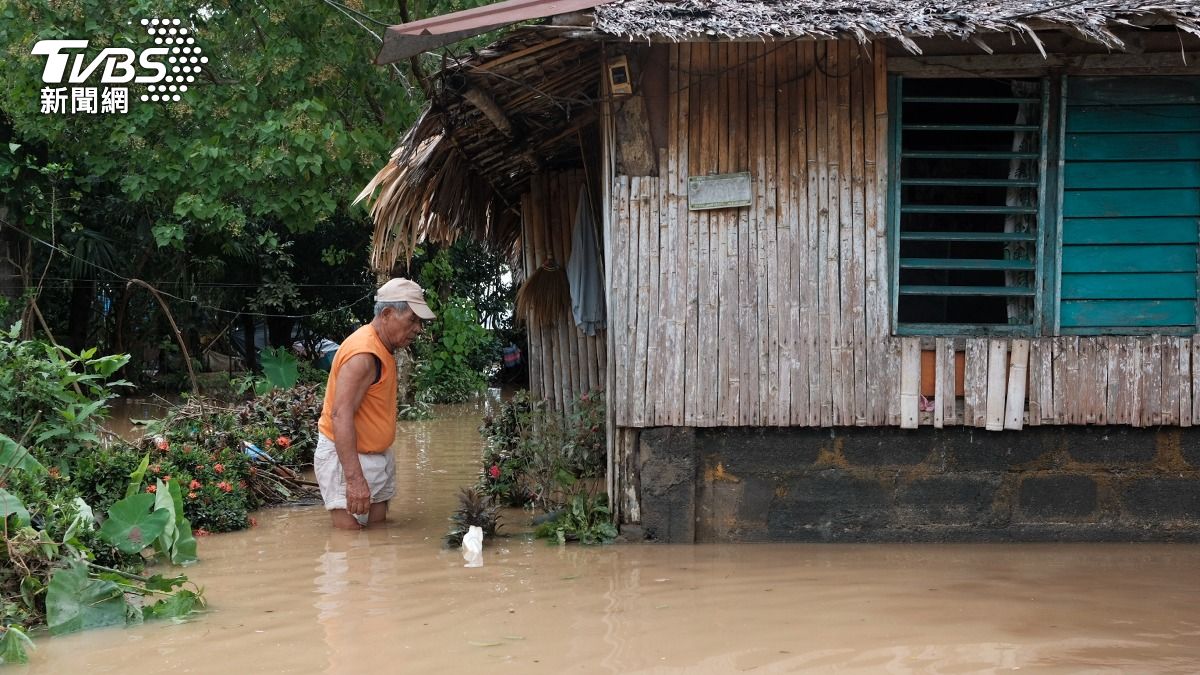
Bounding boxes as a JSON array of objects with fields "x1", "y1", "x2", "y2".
[{"x1": 315, "y1": 278, "x2": 435, "y2": 529}]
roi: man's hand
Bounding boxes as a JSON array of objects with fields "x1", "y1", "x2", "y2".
[{"x1": 345, "y1": 474, "x2": 371, "y2": 516}]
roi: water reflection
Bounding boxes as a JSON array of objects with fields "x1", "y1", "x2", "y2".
[{"x1": 27, "y1": 398, "x2": 1200, "y2": 673}]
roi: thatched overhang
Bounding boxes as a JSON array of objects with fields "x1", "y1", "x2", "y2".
[
  {"x1": 357, "y1": 30, "x2": 600, "y2": 272},
  {"x1": 359, "y1": 0, "x2": 1200, "y2": 273},
  {"x1": 593, "y1": 1, "x2": 1200, "y2": 52}
]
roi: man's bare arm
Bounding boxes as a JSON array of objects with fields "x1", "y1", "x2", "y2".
[{"x1": 330, "y1": 353, "x2": 376, "y2": 516}]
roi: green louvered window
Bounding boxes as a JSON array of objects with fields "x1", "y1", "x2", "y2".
[
  {"x1": 1059, "y1": 76, "x2": 1200, "y2": 334},
  {"x1": 890, "y1": 77, "x2": 1048, "y2": 335}
]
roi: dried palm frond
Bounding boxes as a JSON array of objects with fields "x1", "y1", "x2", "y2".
[{"x1": 516, "y1": 257, "x2": 570, "y2": 327}]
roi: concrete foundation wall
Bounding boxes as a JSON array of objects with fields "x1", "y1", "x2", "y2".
[{"x1": 636, "y1": 426, "x2": 1200, "y2": 543}]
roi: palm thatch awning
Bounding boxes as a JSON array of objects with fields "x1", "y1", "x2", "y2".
[{"x1": 357, "y1": 31, "x2": 600, "y2": 272}]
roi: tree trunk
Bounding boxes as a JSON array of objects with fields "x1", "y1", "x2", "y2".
[
  {"x1": 0, "y1": 214, "x2": 24, "y2": 311},
  {"x1": 66, "y1": 278, "x2": 94, "y2": 352},
  {"x1": 266, "y1": 316, "x2": 294, "y2": 349},
  {"x1": 241, "y1": 313, "x2": 260, "y2": 372}
]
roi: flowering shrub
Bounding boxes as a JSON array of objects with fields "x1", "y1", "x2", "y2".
[{"x1": 476, "y1": 390, "x2": 606, "y2": 510}]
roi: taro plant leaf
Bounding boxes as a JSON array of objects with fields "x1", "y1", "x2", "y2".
[
  {"x1": 99, "y1": 492, "x2": 171, "y2": 554},
  {"x1": 0, "y1": 625, "x2": 35, "y2": 665},
  {"x1": 153, "y1": 478, "x2": 178, "y2": 554},
  {"x1": 125, "y1": 453, "x2": 150, "y2": 498},
  {"x1": 259, "y1": 346, "x2": 299, "y2": 391},
  {"x1": 0, "y1": 489, "x2": 29, "y2": 527},
  {"x1": 0, "y1": 432, "x2": 45, "y2": 475},
  {"x1": 46, "y1": 562, "x2": 128, "y2": 635},
  {"x1": 154, "y1": 478, "x2": 197, "y2": 564},
  {"x1": 143, "y1": 589, "x2": 202, "y2": 621}
]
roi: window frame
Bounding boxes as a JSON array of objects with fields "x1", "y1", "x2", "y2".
[
  {"x1": 888, "y1": 71, "x2": 1199, "y2": 337},
  {"x1": 888, "y1": 74, "x2": 1053, "y2": 337}
]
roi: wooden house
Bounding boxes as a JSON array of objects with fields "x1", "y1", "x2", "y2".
[{"x1": 360, "y1": 0, "x2": 1200, "y2": 541}]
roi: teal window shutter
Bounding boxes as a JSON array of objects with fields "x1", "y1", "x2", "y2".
[
  {"x1": 891, "y1": 77, "x2": 1047, "y2": 335},
  {"x1": 1059, "y1": 76, "x2": 1200, "y2": 333}
]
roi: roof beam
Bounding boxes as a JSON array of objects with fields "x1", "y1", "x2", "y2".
[{"x1": 375, "y1": 0, "x2": 614, "y2": 64}]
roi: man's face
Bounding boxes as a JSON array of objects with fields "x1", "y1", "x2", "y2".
[{"x1": 380, "y1": 306, "x2": 424, "y2": 349}]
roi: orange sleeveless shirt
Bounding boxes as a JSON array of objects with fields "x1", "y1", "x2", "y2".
[{"x1": 318, "y1": 324, "x2": 397, "y2": 453}]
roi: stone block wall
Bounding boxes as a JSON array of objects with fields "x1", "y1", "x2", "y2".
[{"x1": 636, "y1": 426, "x2": 1200, "y2": 542}]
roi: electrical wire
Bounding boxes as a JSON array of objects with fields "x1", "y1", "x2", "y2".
[{"x1": 4, "y1": 224, "x2": 374, "y2": 319}]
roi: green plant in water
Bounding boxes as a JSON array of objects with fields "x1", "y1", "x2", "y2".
[
  {"x1": 0, "y1": 322, "x2": 130, "y2": 469},
  {"x1": 534, "y1": 493, "x2": 618, "y2": 546},
  {"x1": 1, "y1": 377, "x2": 204, "y2": 665},
  {"x1": 399, "y1": 388, "x2": 435, "y2": 421}
]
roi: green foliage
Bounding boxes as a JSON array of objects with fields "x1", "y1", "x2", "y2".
[
  {"x1": 151, "y1": 479, "x2": 198, "y2": 566},
  {"x1": 477, "y1": 390, "x2": 607, "y2": 510},
  {"x1": 259, "y1": 346, "x2": 300, "y2": 391},
  {"x1": 45, "y1": 562, "x2": 127, "y2": 636},
  {"x1": 0, "y1": 432, "x2": 45, "y2": 477},
  {"x1": 534, "y1": 493, "x2": 618, "y2": 546},
  {"x1": 0, "y1": 625, "x2": 34, "y2": 665},
  {"x1": 98, "y1": 492, "x2": 171, "y2": 554},
  {"x1": 398, "y1": 388, "x2": 434, "y2": 421},
  {"x1": 0, "y1": 0, "x2": 416, "y2": 235},
  {"x1": 413, "y1": 296, "x2": 493, "y2": 403},
  {"x1": 0, "y1": 323, "x2": 130, "y2": 467},
  {"x1": 0, "y1": 335, "x2": 205, "y2": 660},
  {"x1": 0, "y1": 489, "x2": 30, "y2": 527}
]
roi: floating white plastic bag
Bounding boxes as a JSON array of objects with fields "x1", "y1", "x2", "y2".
[{"x1": 462, "y1": 525, "x2": 483, "y2": 568}]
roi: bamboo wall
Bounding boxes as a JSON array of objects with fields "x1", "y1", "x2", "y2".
[
  {"x1": 609, "y1": 40, "x2": 892, "y2": 427},
  {"x1": 606, "y1": 40, "x2": 1197, "y2": 430},
  {"x1": 521, "y1": 170, "x2": 607, "y2": 414}
]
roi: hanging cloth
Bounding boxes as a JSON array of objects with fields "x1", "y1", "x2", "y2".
[{"x1": 566, "y1": 184, "x2": 606, "y2": 336}]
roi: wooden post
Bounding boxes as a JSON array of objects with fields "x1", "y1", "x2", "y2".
[
  {"x1": 1004, "y1": 339, "x2": 1029, "y2": 430},
  {"x1": 985, "y1": 339, "x2": 1008, "y2": 431},
  {"x1": 900, "y1": 337, "x2": 920, "y2": 429}
]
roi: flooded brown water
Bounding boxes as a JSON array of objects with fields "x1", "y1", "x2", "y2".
[{"x1": 25, "y1": 399, "x2": 1200, "y2": 673}]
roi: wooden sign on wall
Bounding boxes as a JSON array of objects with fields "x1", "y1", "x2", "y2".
[{"x1": 687, "y1": 172, "x2": 752, "y2": 210}]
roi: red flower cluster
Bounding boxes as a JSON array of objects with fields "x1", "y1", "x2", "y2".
[
  {"x1": 155, "y1": 438, "x2": 169, "y2": 451},
  {"x1": 213, "y1": 463, "x2": 225, "y2": 474},
  {"x1": 489, "y1": 464, "x2": 501, "y2": 479},
  {"x1": 146, "y1": 484, "x2": 157, "y2": 494},
  {"x1": 189, "y1": 479, "x2": 202, "y2": 490},
  {"x1": 187, "y1": 491, "x2": 197, "y2": 499},
  {"x1": 276, "y1": 436, "x2": 291, "y2": 448},
  {"x1": 217, "y1": 481, "x2": 233, "y2": 493}
]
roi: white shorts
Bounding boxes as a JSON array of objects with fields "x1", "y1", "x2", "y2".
[{"x1": 314, "y1": 433, "x2": 396, "y2": 513}]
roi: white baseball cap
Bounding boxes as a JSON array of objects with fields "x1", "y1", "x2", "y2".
[{"x1": 375, "y1": 278, "x2": 435, "y2": 320}]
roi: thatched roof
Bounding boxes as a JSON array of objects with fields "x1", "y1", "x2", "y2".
[
  {"x1": 356, "y1": 32, "x2": 599, "y2": 271},
  {"x1": 594, "y1": 1, "x2": 1200, "y2": 52}
]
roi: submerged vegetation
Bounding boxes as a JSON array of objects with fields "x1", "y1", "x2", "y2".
[
  {"x1": 453, "y1": 390, "x2": 615, "y2": 546},
  {"x1": 0, "y1": 324, "x2": 322, "y2": 665}
]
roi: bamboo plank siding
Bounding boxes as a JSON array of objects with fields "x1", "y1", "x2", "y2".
[
  {"x1": 521, "y1": 170, "x2": 607, "y2": 416},
  {"x1": 600, "y1": 40, "x2": 1197, "y2": 430}
]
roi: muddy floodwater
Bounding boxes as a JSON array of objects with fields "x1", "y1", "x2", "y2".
[{"x1": 24, "y1": 400, "x2": 1200, "y2": 673}]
